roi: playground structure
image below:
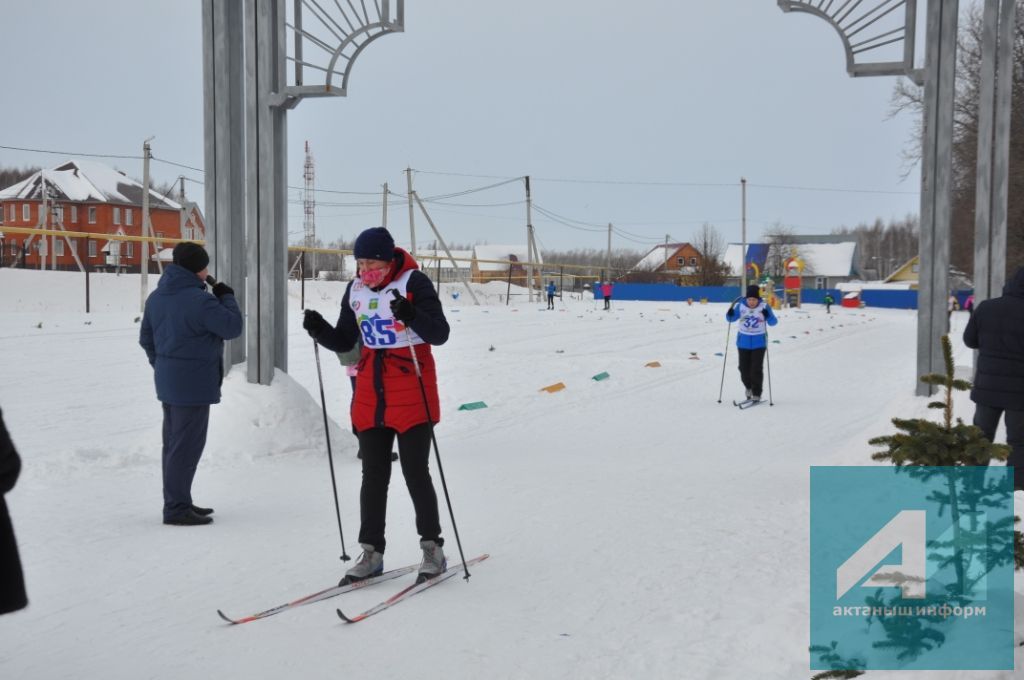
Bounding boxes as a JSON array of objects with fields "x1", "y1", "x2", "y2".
[{"x1": 783, "y1": 257, "x2": 804, "y2": 308}]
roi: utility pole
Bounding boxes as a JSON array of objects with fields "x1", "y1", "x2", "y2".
[
  {"x1": 664, "y1": 234, "x2": 670, "y2": 272},
  {"x1": 303, "y1": 141, "x2": 317, "y2": 279},
  {"x1": 405, "y1": 167, "x2": 416, "y2": 255},
  {"x1": 606, "y1": 222, "x2": 612, "y2": 282},
  {"x1": 39, "y1": 171, "x2": 49, "y2": 271},
  {"x1": 382, "y1": 181, "x2": 388, "y2": 229},
  {"x1": 525, "y1": 175, "x2": 535, "y2": 303},
  {"x1": 141, "y1": 138, "x2": 154, "y2": 313},
  {"x1": 740, "y1": 177, "x2": 747, "y2": 294}
]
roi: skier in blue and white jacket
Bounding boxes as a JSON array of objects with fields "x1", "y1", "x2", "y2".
[{"x1": 725, "y1": 284, "x2": 778, "y2": 402}]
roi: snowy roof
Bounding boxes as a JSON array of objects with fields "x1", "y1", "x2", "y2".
[
  {"x1": 0, "y1": 159, "x2": 182, "y2": 210},
  {"x1": 413, "y1": 249, "x2": 473, "y2": 269},
  {"x1": 722, "y1": 241, "x2": 857, "y2": 277},
  {"x1": 791, "y1": 242, "x2": 858, "y2": 277},
  {"x1": 633, "y1": 243, "x2": 692, "y2": 271},
  {"x1": 473, "y1": 245, "x2": 540, "y2": 271},
  {"x1": 837, "y1": 280, "x2": 914, "y2": 292}
]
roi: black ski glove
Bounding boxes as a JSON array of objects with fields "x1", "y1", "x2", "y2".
[
  {"x1": 303, "y1": 309, "x2": 331, "y2": 338},
  {"x1": 212, "y1": 282, "x2": 234, "y2": 298},
  {"x1": 390, "y1": 293, "x2": 416, "y2": 323},
  {"x1": 762, "y1": 307, "x2": 770, "y2": 319}
]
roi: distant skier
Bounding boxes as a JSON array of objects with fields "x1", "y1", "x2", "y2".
[
  {"x1": 964, "y1": 294, "x2": 974, "y2": 317},
  {"x1": 824, "y1": 293, "x2": 834, "y2": 314},
  {"x1": 0, "y1": 408, "x2": 27, "y2": 615},
  {"x1": 962, "y1": 266, "x2": 1024, "y2": 492},
  {"x1": 725, "y1": 284, "x2": 778, "y2": 403},
  {"x1": 602, "y1": 281, "x2": 612, "y2": 310},
  {"x1": 947, "y1": 294, "x2": 958, "y2": 324},
  {"x1": 302, "y1": 227, "x2": 451, "y2": 585},
  {"x1": 546, "y1": 281, "x2": 557, "y2": 310},
  {"x1": 139, "y1": 243, "x2": 242, "y2": 526}
]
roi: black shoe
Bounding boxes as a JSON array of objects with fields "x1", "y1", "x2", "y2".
[
  {"x1": 164, "y1": 511, "x2": 213, "y2": 526},
  {"x1": 191, "y1": 504, "x2": 214, "y2": 516}
]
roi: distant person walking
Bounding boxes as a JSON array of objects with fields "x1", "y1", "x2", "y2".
[
  {"x1": 546, "y1": 281, "x2": 557, "y2": 310},
  {"x1": 602, "y1": 282, "x2": 612, "y2": 311},
  {"x1": 0, "y1": 408, "x2": 27, "y2": 615},
  {"x1": 139, "y1": 243, "x2": 243, "y2": 526},
  {"x1": 824, "y1": 293, "x2": 834, "y2": 314},
  {"x1": 725, "y1": 285, "x2": 779, "y2": 403},
  {"x1": 963, "y1": 267, "x2": 1024, "y2": 492}
]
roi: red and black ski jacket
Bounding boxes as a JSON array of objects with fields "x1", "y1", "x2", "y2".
[{"x1": 313, "y1": 249, "x2": 450, "y2": 433}]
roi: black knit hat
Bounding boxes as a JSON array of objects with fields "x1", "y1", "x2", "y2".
[
  {"x1": 172, "y1": 242, "x2": 210, "y2": 274},
  {"x1": 353, "y1": 227, "x2": 395, "y2": 261},
  {"x1": 746, "y1": 284, "x2": 761, "y2": 299}
]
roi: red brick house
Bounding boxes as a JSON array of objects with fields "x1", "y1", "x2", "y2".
[
  {"x1": 0, "y1": 159, "x2": 204, "y2": 272},
  {"x1": 628, "y1": 242, "x2": 705, "y2": 283}
]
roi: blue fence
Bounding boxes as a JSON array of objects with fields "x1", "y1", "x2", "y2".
[{"x1": 591, "y1": 284, "x2": 975, "y2": 310}]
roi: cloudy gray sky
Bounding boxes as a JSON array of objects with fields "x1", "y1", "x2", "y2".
[{"x1": 1, "y1": 0, "x2": 932, "y2": 252}]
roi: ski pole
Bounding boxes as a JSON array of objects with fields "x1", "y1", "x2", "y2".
[
  {"x1": 313, "y1": 340, "x2": 351, "y2": 562},
  {"x1": 717, "y1": 298, "x2": 739, "y2": 403},
  {"x1": 764, "y1": 328, "x2": 774, "y2": 406},
  {"x1": 391, "y1": 290, "x2": 471, "y2": 581}
]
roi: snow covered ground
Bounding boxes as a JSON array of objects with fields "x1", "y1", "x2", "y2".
[{"x1": 0, "y1": 268, "x2": 1020, "y2": 679}]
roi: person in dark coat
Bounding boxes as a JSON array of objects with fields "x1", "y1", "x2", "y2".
[
  {"x1": 139, "y1": 243, "x2": 243, "y2": 526},
  {"x1": 963, "y1": 266, "x2": 1024, "y2": 492},
  {"x1": 303, "y1": 227, "x2": 450, "y2": 584},
  {"x1": 725, "y1": 284, "x2": 779, "y2": 402},
  {"x1": 0, "y1": 408, "x2": 27, "y2": 615}
]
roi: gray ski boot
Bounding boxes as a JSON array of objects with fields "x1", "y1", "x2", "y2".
[
  {"x1": 417, "y1": 539, "x2": 447, "y2": 583},
  {"x1": 339, "y1": 543, "x2": 383, "y2": 586}
]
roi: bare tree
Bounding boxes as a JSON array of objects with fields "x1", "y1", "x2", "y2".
[
  {"x1": 691, "y1": 222, "x2": 730, "y2": 286},
  {"x1": 762, "y1": 222, "x2": 800, "y2": 279},
  {"x1": 891, "y1": 0, "x2": 1024, "y2": 275}
]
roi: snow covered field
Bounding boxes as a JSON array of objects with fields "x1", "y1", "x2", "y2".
[{"x1": 0, "y1": 268, "x2": 1020, "y2": 679}]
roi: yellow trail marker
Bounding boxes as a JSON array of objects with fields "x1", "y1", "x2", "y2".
[{"x1": 539, "y1": 382, "x2": 566, "y2": 393}]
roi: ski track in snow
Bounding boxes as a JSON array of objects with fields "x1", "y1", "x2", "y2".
[{"x1": 0, "y1": 270, "x2": 1020, "y2": 680}]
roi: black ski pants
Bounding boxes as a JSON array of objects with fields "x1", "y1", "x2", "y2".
[
  {"x1": 357, "y1": 423, "x2": 443, "y2": 553},
  {"x1": 737, "y1": 348, "x2": 767, "y2": 397},
  {"x1": 161, "y1": 404, "x2": 209, "y2": 520},
  {"x1": 547, "y1": 294, "x2": 555, "y2": 310},
  {"x1": 973, "y1": 403, "x2": 1024, "y2": 491}
]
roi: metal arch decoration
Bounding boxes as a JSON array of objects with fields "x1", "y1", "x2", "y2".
[
  {"x1": 284, "y1": 0, "x2": 405, "y2": 104},
  {"x1": 777, "y1": 0, "x2": 922, "y2": 84}
]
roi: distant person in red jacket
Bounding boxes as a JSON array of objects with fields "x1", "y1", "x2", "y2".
[
  {"x1": 601, "y1": 282, "x2": 612, "y2": 310},
  {"x1": 303, "y1": 227, "x2": 451, "y2": 585}
]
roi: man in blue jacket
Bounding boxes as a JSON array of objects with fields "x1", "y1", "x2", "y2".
[
  {"x1": 963, "y1": 266, "x2": 1024, "y2": 492},
  {"x1": 726, "y1": 284, "x2": 779, "y2": 403},
  {"x1": 140, "y1": 243, "x2": 243, "y2": 526}
]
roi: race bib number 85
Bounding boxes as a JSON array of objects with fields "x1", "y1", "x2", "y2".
[{"x1": 360, "y1": 317, "x2": 397, "y2": 346}]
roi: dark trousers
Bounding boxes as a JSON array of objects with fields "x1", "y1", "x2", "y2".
[
  {"x1": 547, "y1": 294, "x2": 554, "y2": 309},
  {"x1": 737, "y1": 348, "x2": 767, "y2": 396},
  {"x1": 973, "y1": 403, "x2": 1024, "y2": 491},
  {"x1": 357, "y1": 423, "x2": 442, "y2": 553},
  {"x1": 603, "y1": 296, "x2": 611, "y2": 310},
  {"x1": 161, "y1": 404, "x2": 210, "y2": 520}
]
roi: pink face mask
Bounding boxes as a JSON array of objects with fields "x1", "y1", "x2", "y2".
[{"x1": 360, "y1": 267, "x2": 387, "y2": 287}]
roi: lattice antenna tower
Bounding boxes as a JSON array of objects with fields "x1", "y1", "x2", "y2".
[{"x1": 303, "y1": 140, "x2": 316, "y2": 274}]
